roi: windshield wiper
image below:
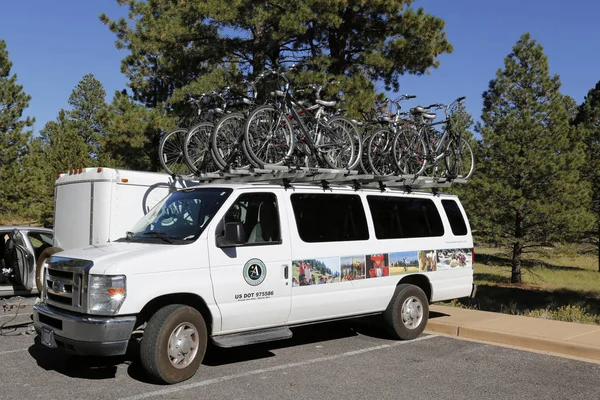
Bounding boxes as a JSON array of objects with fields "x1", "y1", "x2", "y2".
[{"x1": 141, "y1": 231, "x2": 175, "y2": 243}]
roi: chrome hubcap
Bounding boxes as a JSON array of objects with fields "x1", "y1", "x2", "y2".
[
  {"x1": 401, "y1": 296, "x2": 423, "y2": 329},
  {"x1": 168, "y1": 322, "x2": 199, "y2": 369}
]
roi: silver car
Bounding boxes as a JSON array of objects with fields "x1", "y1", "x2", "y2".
[{"x1": 0, "y1": 226, "x2": 54, "y2": 296}]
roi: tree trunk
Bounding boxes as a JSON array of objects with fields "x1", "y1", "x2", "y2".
[
  {"x1": 597, "y1": 220, "x2": 600, "y2": 272},
  {"x1": 511, "y1": 208, "x2": 524, "y2": 283},
  {"x1": 512, "y1": 241, "x2": 522, "y2": 283}
]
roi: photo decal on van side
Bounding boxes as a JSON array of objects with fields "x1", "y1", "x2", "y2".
[
  {"x1": 293, "y1": 248, "x2": 472, "y2": 287},
  {"x1": 292, "y1": 257, "x2": 340, "y2": 286},
  {"x1": 340, "y1": 255, "x2": 366, "y2": 281}
]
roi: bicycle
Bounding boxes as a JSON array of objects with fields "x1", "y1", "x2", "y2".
[
  {"x1": 243, "y1": 68, "x2": 359, "y2": 170},
  {"x1": 394, "y1": 96, "x2": 474, "y2": 179},
  {"x1": 183, "y1": 90, "x2": 229, "y2": 175},
  {"x1": 366, "y1": 94, "x2": 416, "y2": 175},
  {"x1": 158, "y1": 95, "x2": 212, "y2": 176}
]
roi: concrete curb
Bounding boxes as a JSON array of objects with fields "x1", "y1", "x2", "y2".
[{"x1": 425, "y1": 319, "x2": 600, "y2": 363}]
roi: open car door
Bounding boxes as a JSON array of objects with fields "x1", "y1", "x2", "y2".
[
  {"x1": 8, "y1": 230, "x2": 35, "y2": 291},
  {"x1": 14, "y1": 242, "x2": 33, "y2": 290}
]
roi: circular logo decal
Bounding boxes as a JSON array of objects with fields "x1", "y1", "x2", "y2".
[{"x1": 244, "y1": 258, "x2": 267, "y2": 286}]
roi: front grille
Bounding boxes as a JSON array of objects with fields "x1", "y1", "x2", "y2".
[{"x1": 44, "y1": 257, "x2": 93, "y2": 313}]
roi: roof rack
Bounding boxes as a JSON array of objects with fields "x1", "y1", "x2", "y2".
[{"x1": 175, "y1": 165, "x2": 468, "y2": 191}]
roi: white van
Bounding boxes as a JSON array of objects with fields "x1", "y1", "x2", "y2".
[
  {"x1": 33, "y1": 179, "x2": 476, "y2": 384},
  {"x1": 33, "y1": 167, "x2": 191, "y2": 292}
]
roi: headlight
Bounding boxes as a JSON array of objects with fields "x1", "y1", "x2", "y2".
[{"x1": 88, "y1": 275, "x2": 127, "y2": 315}]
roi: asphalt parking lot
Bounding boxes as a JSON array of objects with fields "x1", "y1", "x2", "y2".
[{"x1": 1, "y1": 306, "x2": 599, "y2": 400}]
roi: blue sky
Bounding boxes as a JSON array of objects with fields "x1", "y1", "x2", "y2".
[{"x1": 2, "y1": 1, "x2": 599, "y2": 135}]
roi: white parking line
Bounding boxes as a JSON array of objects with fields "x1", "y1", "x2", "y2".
[
  {"x1": 120, "y1": 334, "x2": 438, "y2": 400},
  {"x1": 0, "y1": 313, "x2": 33, "y2": 319},
  {"x1": 0, "y1": 348, "x2": 31, "y2": 356}
]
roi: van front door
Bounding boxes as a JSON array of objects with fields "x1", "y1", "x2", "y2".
[{"x1": 208, "y1": 191, "x2": 291, "y2": 333}]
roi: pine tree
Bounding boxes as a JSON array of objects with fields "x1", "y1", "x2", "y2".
[
  {"x1": 99, "y1": 0, "x2": 452, "y2": 117},
  {"x1": 476, "y1": 33, "x2": 593, "y2": 283},
  {"x1": 68, "y1": 73, "x2": 107, "y2": 162},
  {"x1": 575, "y1": 81, "x2": 600, "y2": 272},
  {"x1": 0, "y1": 39, "x2": 35, "y2": 224},
  {"x1": 36, "y1": 110, "x2": 90, "y2": 225}
]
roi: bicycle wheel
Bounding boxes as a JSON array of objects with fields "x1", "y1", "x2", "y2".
[
  {"x1": 244, "y1": 105, "x2": 295, "y2": 168},
  {"x1": 367, "y1": 129, "x2": 397, "y2": 176},
  {"x1": 445, "y1": 137, "x2": 474, "y2": 179},
  {"x1": 158, "y1": 128, "x2": 191, "y2": 176},
  {"x1": 212, "y1": 112, "x2": 251, "y2": 170},
  {"x1": 359, "y1": 135, "x2": 371, "y2": 174},
  {"x1": 394, "y1": 130, "x2": 427, "y2": 176},
  {"x1": 184, "y1": 122, "x2": 218, "y2": 174},
  {"x1": 327, "y1": 116, "x2": 362, "y2": 170},
  {"x1": 318, "y1": 118, "x2": 355, "y2": 169}
]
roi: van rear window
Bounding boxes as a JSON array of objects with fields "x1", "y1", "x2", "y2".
[
  {"x1": 367, "y1": 196, "x2": 444, "y2": 239},
  {"x1": 442, "y1": 199, "x2": 468, "y2": 236},
  {"x1": 290, "y1": 194, "x2": 369, "y2": 242}
]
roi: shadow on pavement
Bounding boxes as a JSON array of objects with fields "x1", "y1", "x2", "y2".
[{"x1": 28, "y1": 315, "x2": 392, "y2": 383}]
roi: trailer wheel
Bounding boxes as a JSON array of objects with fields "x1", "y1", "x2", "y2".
[
  {"x1": 383, "y1": 284, "x2": 429, "y2": 340},
  {"x1": 35, "y1": 247, "x2": 63, "y2": 293},
  {"x1": 140, "y1": 304, "x2": 207, "y2": 384}
]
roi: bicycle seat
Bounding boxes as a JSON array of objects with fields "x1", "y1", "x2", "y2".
[
  {"x1": 423, "y1": 113, "x2": 437, "y2": 120},
  {"x1": 316, "y1": 99, "x2": 336, "y2": 107},
  {"x1": 411, "y1": 106, "x2": 426, "y2": 114},
  {"x1": 269, "y1": 90, "x2": 285, "y2": 97},
  {"x1": 351, "y1": 119, "x2": 364, "y2": 127},
  {"x1": 242, "y1": 97, "x2": 253, "y2": 105},
  {"x1": 378, "y1": 116, "x2": 393, "y2": 123}
]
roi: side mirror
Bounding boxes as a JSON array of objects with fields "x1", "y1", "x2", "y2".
[{"x1": 216, "y1": 222, "x2": 245, "y2": 248}]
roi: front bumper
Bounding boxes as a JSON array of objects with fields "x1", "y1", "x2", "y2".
[{"x1": 33, "y1": 302, "x2": 137, "y2": 356}]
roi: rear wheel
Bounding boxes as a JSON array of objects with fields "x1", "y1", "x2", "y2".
[
  {"x1": 159, "y1": 128, "x2": 191, "y2": 176},
  {"x1": 445, "y1": 137, "x2": 474, "y2": 179},
  {"x1": 394, "y1": 133, "x2": 427, "y2": 176},
  {"x1": 326, "y1": 116, "x2": 361, "y2": 170},
  {"x1": 140, "y1": 304, "x2": 208, "y2": 384},
  {"x1": 383, "y1": 284, "x2": 429, "y2": 340}
]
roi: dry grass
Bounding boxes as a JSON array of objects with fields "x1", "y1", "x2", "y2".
[{"x1": 436, "y1": 244, "x2": 600, "y2": 325}]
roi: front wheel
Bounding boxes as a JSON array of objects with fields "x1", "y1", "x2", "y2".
[
  {"x1": 383, "y1": 284, "x2": 429, "y2": 340},
  {"x1": 159, "y1": 128, "x2": 191, "y2": 176},
  {"x1": 184, "y1": 122, "x2": 218, "y2": 174},
  {"x1": 367, "y1": 129, "x2": 397, "y2": 176},
  {"x1": 394, "y1": 133, "x2": 427, "y2": 176},
  {"x1": 244, "y1": 105, "x2": 295, "y2": 168},
  {"x1": 140, "y1": 304, "x2": 208, "y2": 384},
  {"x1": 445, "y1": 137, "x2": 474, "y2": 179}
]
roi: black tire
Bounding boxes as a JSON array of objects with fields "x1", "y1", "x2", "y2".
[
  {"x1": 394, "y1": 133, "x2": 427, "y2": 176},
  {"x1": 383, "y1": 284, "x2": 429, "y2": 340},
  {"x1": 367, "y1": 128, "x2": 397, "y2": 175},
  {"x1": 140, "y1": 304, "x2": 208, "y2": 384},
  {"x1": 444, "y1": 137, "x2": 474, "y2": 179},
  {"x1": 35, "y1": 247, "x2": 63, "y2": 293},
  {"x1": 159, "y1": 128, "x2": 191, "y2": 176},
  {"x1": 183, "y1": 122, "x2": 218, "y2": 174},
  {"x1": 212, "y1": 112, "x2": 251, "y2": 170},
  {"x1": 327, "y1": 116, "x2": 362, "y2": 170},
  {"x1": 244, "y1": 105, "x2": 295, "y2": 168}
]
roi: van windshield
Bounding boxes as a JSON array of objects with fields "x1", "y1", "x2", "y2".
[{"x1": 121, "y1": 188, "x2": 233, "y2": 244}]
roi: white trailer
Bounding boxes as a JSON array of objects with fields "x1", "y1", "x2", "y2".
[{"x1": 34, "y1": 167, "x2": 191, "y2": 293}]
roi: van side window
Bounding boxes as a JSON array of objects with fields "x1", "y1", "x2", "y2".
[
  {"x1": 367, "y1": 196, "x2": 444, "y2": 239},
  {"x1": 442, "y1": 199, "x2": 468, "y2": 236},
  {"x1": 221, "y1": 192, "x2": 281, "y2": 245},
  {"x1": 290, "y1": 194, "x2": 369, "y2": 242}
]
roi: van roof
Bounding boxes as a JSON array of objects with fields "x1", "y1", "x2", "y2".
[{"x1": 179, "y1": 182, "x2": 459, "y2": 198}]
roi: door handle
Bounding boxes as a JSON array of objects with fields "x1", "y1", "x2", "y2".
[{"x1": 283, "y1": 264, "x2": 289, "y2": 279}]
